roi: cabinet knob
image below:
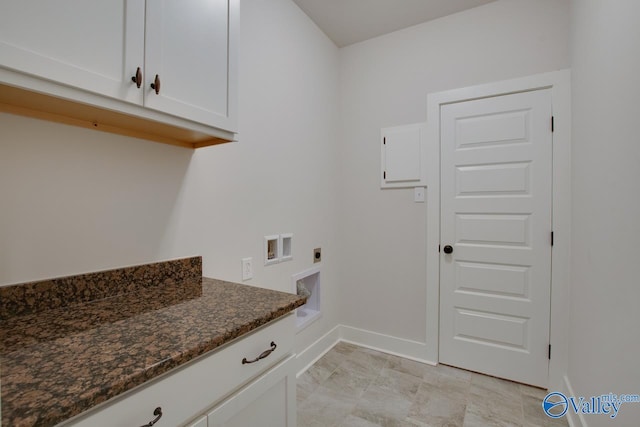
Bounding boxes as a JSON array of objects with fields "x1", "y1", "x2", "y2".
[
  {"x1": 443, "y1": 245, "x2": 453, "y2": 254},
  {"x1": 150, "y1": 74, "x2": 161, "y2": 95},
  {"x1": 131, "y1": 67, "x2": 142, "y2": 88},
  {"x1": 139, "y1": 406, "x2": 162, "y2": 427}
]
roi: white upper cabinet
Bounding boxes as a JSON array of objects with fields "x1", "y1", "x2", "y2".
[
  {"x1": 0, "y1": 0, "x2": 238, "y2": 148},
  {"x1": 145, "y1": 0, "x2": 237, "y2": 131},
  {"x1": 0, "y1": 0, "x2": 145, "y2": 105}
]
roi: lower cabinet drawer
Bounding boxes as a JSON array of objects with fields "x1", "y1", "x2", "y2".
[{"x1": 62, "y1": 314, "x2": 294, "y2": 427}]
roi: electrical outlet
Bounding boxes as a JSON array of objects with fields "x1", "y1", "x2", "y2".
[{"x1": 241, "y1": 257, "x2": 253, "y2": 281}]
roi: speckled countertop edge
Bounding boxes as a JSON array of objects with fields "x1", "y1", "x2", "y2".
[{"x1": 1, "y1": 277, "x2": 306, "y2": 427}]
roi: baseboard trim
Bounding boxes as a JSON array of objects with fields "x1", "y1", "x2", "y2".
[
  {"x1": 295, "y1": 324, "x2": 437, "y2": 377},
  {"x1": 295, "y1": 324, "x2": 341, "y2": 377},
  {"x1": 563, "y1": 375, "x2": 587, "y2": 427},
  {"x1": 339, "y1": 325, "x2": 436, "y2": 366},
  {"x1": 296, "y1": 325, "x2": 438, "y2": 377}
]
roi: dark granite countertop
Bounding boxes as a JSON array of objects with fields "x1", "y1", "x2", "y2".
[{"x1": 0, "y1": 258, "x2": 306, "y2": 427}]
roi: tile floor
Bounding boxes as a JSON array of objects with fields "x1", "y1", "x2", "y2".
[{"x1": 297, "y1": 342, "x2": 568, "y2": 427}]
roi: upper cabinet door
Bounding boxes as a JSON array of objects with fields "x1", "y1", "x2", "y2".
[
  {"x1": 144, "y1": 0, "x2": 238, "y2": 131},
  {"x1": 0, "y1": 0, "x2": 145, "y2": 105}
]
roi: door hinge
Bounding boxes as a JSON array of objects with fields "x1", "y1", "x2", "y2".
[
  {"x1": 383, "y1": 137, "x2": 386, "y2": 145},
  {"x1": 551, "y1": 231, "x2": 554, "y2": 246},
  {"x1": 548, "y1": 344, "x2": 552, "y2": 359},
  {"x1": 551, "y1": 116, "x2": 555, "y2": 133},
  {"x1": 383, "y1": 171, "x2": 386, "y2": 179}
]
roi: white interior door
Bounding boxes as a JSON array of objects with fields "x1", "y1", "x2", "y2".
[{"x1": 439, "y1": 89, "x2": 552, "y2": 387}]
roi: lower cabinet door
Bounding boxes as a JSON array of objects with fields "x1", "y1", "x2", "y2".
[{"x1": 208, "y1": 355, "x2": 297, "y2": 427}]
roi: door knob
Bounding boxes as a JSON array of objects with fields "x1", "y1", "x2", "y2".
[{"x1": 443, "y1": 245, "x2": 453, "y2": 254}]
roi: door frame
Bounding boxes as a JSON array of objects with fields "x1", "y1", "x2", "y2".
[{"x1": 424, "y1": 70, "x2": 571, "y2": 392}]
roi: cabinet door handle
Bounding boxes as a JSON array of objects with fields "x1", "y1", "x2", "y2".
[
  {"x1": 242, "y1": 341, "x2": 277, "y2": 364},
  {"x1": 131, "y1": 67, "x2": 142, "y2": 88},
  {"x1": 150, "y1": 74, "x2": 161, "y2": 94},
  {"x1": 138, "y1": 406, "x2": 162, "y2": 427}
]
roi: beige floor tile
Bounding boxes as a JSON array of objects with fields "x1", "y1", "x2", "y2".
[
  {"x1": 297, "y1": 343, "x2": 569, "y2": 427},
  {"x1": 436, "y1": 374, "x2": 471, "y2": 400},
  {"x1": 308, "y1": 349, "x2": 348, "y2": 383},
  {"x1": 409, "y1": 381, "x2": 467, "y2": 427},
  {"x1": 436, "y1": 364, "x2": 473, "y2": 382},
  {"x1": 399, "y1": 418, "x2": 432, "y2": 427},
  {"x1": 522, "y1": 395, "x2": 568, "y2": 427},
  {"x1": 519, "y1": 384, "x2": 548, "y2": 400},
  {"x1": 408, "y1": 382, "x2": 435, "y2": 417},
  {"x1": 339, "y1": 414, "x2": 383, "y2": 427},
  {"x1": 422, "y1": 364, "x2": 472, "y2": 389},
  {"x1": 372, "y1": 367, "x2": 422, "y2": 399},
  {"x1": 471, "y1": 373, "x2": 521, "y2": 399},
  {"x1": 385, "y1": 354, "x2": 433, "y2": 379},
  {"x1": 297, "y1": 371, "x2": 320, "y2": 403},
  {"x1": 322, "y1": 364, "x2": 375, "y2": 397},
  {"x1": 347, "y1": 347, "x2": 389, "y2": 374},
  {"x1": 468, "y1": 374, "x2": 523, "y2": 419},
  {"x1": 462, "y1": 399, "x2": 522, "y2": 427},
  {"x1": 298, "y1": 385, "x2": 359, "y2": 427},
  {"x1": 352, "y1": 384, "x2": 414, "y2": 426},
  {"x1": 334, "y1": 341, "x2": 360, "y2": 356}
]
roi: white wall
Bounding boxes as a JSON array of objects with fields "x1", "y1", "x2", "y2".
[
  {"x1": 568, "y1": 1, "x2": 640, "y2": 425},
  {"x1": 0, "y1": 0, "x2": 340, "y2": 358},
  {"x1": 16, "y1": 5, "x2": 640, "y2": 416},
  {"x1": 337, "y1": 0, "x2": 570, "y2": 346},
  {"x1": 170, "y1": 0, "x2": 342, "y2": 358},
  {"x1": 0, "y1": 115, "x2": 194, "y2": 282}
]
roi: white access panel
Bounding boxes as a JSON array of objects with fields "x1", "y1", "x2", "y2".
[{"x1": 381, "y1": 123, "x2": 426, "y2": 188}]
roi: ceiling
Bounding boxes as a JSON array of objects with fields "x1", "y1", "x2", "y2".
[{"x1": 292, "y1": 0, "x2": 498, "y2": 47}]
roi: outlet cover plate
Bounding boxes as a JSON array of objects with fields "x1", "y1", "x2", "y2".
[{"x1": 242, "y1": 257, "x2": 253, "y2": 281}]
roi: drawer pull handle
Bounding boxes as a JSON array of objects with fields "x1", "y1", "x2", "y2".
[
  {"x1": 242, "y1": 341, "x2": 277, "y2": 364},
  {"x1": 139, "y1": 406, "x2": 162, "y2": 427}
]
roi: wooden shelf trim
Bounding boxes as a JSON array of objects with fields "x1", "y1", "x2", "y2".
[{"x1": 0, "y1": 84, "x2": 233, "y2": 149}]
